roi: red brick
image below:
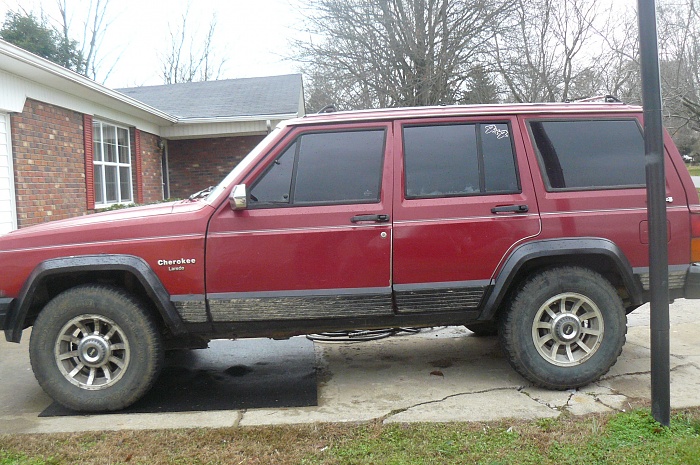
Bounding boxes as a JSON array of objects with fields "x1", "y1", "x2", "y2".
[{"x1": 167, "y1": 135, "x2": 264, "y2": 199}]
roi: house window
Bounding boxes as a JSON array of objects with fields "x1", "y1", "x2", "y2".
[{"x1": 92, "y1": 120, "x2": 133, "y2": 206}]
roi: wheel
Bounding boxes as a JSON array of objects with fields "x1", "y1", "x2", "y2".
[
  {"x1": 29, "y1": 285, "x2": 163, "y2": 412},
  {"x1": 499, "y1": 267, "x2": 626, "y2": 390},
  {"x1": 465, "y1": 322, "x2": 498, "y2": 337}
]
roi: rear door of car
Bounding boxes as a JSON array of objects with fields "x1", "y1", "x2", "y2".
[{"x1": 391, "y1": 115, "x2": 542, "y2": 316}]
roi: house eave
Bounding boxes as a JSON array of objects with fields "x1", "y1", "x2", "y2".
[
  {"x1": 161, "y1": 114, "x2": 296, "y2": 140},
  {"x1": 0, "y1": 39, "x2": 177, "y2": 125},
  {"x1": 175, "y1": 113, "x2": 298, "y2": 124}
]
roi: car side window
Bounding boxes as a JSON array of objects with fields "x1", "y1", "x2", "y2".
[
  {"x1": 249, "y1": 142, "x2": 296, "y2": 204},
  {"x1": 250, "y1": 129, "x2": 386, "y2": 207},
  {"x1": 403, "y1": 122, "x2": 519, "y2": 199},
  {"x1": 529, "y1": 119, "x2": 646, "y2": 190}
]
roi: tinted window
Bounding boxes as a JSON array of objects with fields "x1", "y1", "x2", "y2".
[
  {"x1": 530, "y1": 119, "x2": 646, "y2": 190},
  {"x1": 294, "y1": 131, "x2": 384, "y2": 204},
  {"x1": 482, "y1": 123, "x2": 519, "y2": 193},
  {"x1": 250, "y1": 142, "x2": 295, "y2": 204},
  {"x1": 403, "y1": 123, "x2": 519, "y2": 199},
  {"x1": 250, "y1": 129, "x2": 385, "y2": 207},
  {"x1": 404, "y1": 125, "x2": 479, "y2": 198}
]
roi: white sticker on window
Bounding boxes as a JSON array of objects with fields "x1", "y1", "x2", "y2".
[{"x1": 484, "y1": 124, "x2": 509, "y2": 139}]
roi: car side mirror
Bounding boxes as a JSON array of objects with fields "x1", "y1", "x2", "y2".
[{"x1": 229, "y1": 184, "x2": 248, "y2": 210}]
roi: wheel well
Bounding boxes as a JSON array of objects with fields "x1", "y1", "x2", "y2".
[
  {"x1": 23, "y1": 270, "x2": 161, "y2": 330},
  {"x1": 493, "y1": 253, "x2": 635, "y2": 321}
]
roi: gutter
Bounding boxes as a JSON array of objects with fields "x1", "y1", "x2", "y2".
[
  {"x1": 0, "y1": 39, "x2": 177, "y2": 124},
  {"x1": 174, "y1": 113, "x2": 298, "y2": 125}
]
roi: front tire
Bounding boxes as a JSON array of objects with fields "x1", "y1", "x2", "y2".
[
  {"x1": 499, "y1": 267, "x2": 626, "y2": 389},
  {"x1": 29, "y1": 285, "x2": 163, "y2": 412}
]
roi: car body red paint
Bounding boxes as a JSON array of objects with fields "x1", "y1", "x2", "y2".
[{"x1": 3, "y1": 102, "x2": 700, "y2": 411}]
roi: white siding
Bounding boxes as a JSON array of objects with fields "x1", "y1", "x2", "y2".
[{"x1": 0, "y1": 113, "x2": 17, "y2": 234}]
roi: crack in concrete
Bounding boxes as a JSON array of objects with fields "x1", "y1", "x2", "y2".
[
  {"x1": 600, "y1": 370, "x2": 651, "y2": 381},
  {"x1": 563, "y1": 391, "x2": 576, "y2": 412},
  {"x1": 234, "y1": 410, "x2": 245, "y2": 427},
  {"x1": 595, "y1": 397, "x2": 625, "y2": 413},
  {"x1": 378, "y1": 386, "x2": 526, "y2": 423},
  {"x1": 670, "y1": 362, "x2": 697, "y2": 372},
  {"x1": 599, "y1": 361, "x2": 698, "y2": 383},
  {"x1": 519, "y1": 387, "x2": 570, "y2": 412}
]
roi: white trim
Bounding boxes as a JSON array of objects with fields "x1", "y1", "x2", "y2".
[
  {"x1": 0, "y1": 39, "x2": 303, "y2": 142},
  {"x1": 0, "y1": 40, "x2": 175, "y2": 122},
  {"x1": 176, "y1": 113, "x2": 298, "y2": 124},
  {"x1": 0, "y1": 112, "x2": 17, "y2": 234}
]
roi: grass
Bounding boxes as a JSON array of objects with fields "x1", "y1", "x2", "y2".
[
  {"x1": 1, "y1": 409, "x2": 700, "y2": 464},
  {"x1": 686, "y1": 164, "x2": 700, "y2": 176}
]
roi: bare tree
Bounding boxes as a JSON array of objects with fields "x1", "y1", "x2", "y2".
[
  {"x1": 654, "y1": 0, "x2": 700, "y2": 157},
  {"x1": 296, "y1": 0, "x2": 516, "y2": 110},
  {"x1": 491, "y1": 0, "x2": 611, "y2": 103},
  {"x1": 160, "y1": 8, "x2": 226, "y2": 84},
  {"x1": 56, "y1": 0, "x2": 114, "y2": 82},
  {"x1": 657, "y1": 1, "x2": 700, "y2": 127}
]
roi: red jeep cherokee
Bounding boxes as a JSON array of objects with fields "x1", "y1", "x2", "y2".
[{"x1": 2, "y1": 102, "x2": 700, "y2": 412}]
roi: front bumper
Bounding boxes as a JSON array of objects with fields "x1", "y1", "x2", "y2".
[
  {"x1": 685, "y1": 264, "x2": 700, "y2": 299},
  {"x1": 0, "y1": 298, "x2": 13, "y2": 332}
]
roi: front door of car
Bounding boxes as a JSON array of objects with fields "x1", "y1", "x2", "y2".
[
  {"x1": 391, "y1": 117, "x2": 542, "y2": 315},
  {"x1": 205, "y1": 123, "x2": 393, "y2": 324}
]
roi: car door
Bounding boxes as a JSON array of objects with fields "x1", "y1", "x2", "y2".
[
  {"x1": 521, "y1": 114, "x2": 692, "y2": 292},
  {"x1": 205, "y1": 122, "x2": 394, "y2": 324},
  {"x1": 391, "y1": 116, "x2": 542, "y2": 315}
]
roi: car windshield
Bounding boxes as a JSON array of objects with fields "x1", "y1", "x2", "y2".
[{"x1": 205, "y1": 127, "x2": 282, "y2": 205}]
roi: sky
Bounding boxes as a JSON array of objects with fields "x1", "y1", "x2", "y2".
[
  {"x1": 0, "y1": 0, "x2": 306, "y2": 88},
  {"x1": 0, "y1": 0, "x2": 645, "y2": 90}
]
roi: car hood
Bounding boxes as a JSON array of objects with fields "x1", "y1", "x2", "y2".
[{"x1": 0, "y1": 200, "x2": 212, "y2": 250}]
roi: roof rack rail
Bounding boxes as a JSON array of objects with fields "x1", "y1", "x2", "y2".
[
  {"x1": 317, "y1": 104, "x2": 337, "y2": 114},
  {"x1": 572, "y1": 95, "x2": 623, "y2": 103}
]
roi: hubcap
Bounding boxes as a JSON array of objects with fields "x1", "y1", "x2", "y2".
[
  {"x1": 531, "y1": 293, "x2": 604, "y2": 367},
  {"x1": 54, "y1": 314, "x2": 130, "y2": 390},
  {"x1": 77, "y1": 335, "x2": 110, "y2": 367}
]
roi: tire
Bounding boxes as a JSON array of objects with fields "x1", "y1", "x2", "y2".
[
  {"x1": 465, "y1": 322, "x2": 498, "y2": 337},
  {"x1": 29, "y1": 285, "x2": 163, "y2": 412},
  {"x1": 499, "y1": 267, "x2": 626, "y2": 390}
]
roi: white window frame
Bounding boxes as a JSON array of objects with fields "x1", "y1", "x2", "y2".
[
  {"x1": 93, "y1": 120, "x2": 133, "y2": 207},
  {"x1": 0, "y1": 112, "x2": 17, "y2": 233}
]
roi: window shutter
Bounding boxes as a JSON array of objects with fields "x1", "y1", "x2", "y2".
[
  {"x1": 83, "y1": 114, "x2": 95, "y2": 210},
  {"x1": 134, "y1": 128, "x2": 144, "y2": 204}
]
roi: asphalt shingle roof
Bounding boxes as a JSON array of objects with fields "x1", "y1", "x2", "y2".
[{"x1": 116, "y1": 74, "x2": 303, "y2": 119}]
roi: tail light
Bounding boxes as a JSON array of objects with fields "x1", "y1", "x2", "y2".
[{"x1": 690, "y1": 206, "x2": 700, "y2": 263}]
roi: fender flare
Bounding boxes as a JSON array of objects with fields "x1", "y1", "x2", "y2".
[
  {"x1": 5, "y1": 254, "x2": 185, "y2": 343},
  {"x1": 478, "y1": 238, "x2": 643, "y2": 321}
]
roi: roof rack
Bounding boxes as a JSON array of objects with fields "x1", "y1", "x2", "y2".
[
  {"x1": 572, "y1": 95, "x2": 623, "y2": 103},
  {"x1": 317, "y1": 104, "x2": 337, "y2": 114}
]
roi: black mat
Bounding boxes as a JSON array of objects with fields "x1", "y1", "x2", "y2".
[{"x1": 40, "y1": 337, "x2": 317, "y2": 417}]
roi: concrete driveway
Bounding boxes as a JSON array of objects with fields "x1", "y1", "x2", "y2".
[{"x1": 1, "y1": 299, "x2": 700, "y2": 434}]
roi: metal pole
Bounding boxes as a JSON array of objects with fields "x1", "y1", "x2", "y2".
[{"x1": 638, "y1": 0, "x2": 670, "y2": 426}]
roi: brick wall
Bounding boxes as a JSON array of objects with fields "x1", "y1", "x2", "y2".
[
  {"x1": 10, "y1": 99, "x2": 87, "y2": 227},
  {"x1": 167, "y1": 135, "x2": 264, "y2": 199},
  {"x1": 136, "y1": 131, "x2": 164, "y2": 203},
  {"x1": 10, "y1": 99, "x2": 165, "y2": 228}
]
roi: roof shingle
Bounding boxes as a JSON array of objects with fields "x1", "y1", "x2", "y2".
[{"x1": 116, "y1": 74, "x2": 303, "y2": 119}]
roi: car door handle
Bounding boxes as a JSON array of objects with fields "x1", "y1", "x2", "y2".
[
  {"x1": 491, "y1": 204, "x2": 529, "y2": 214},
  {"x1": 351, "y1": 214, "x2": 390, "y2": 223}
]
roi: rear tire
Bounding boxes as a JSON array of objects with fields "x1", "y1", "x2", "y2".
[
  {"x1": 499, "y1": 267, "x2": 626, "y2": 389},
  {"x1": 29, "y1": 285, "x2": 163, "y2": 412}
]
